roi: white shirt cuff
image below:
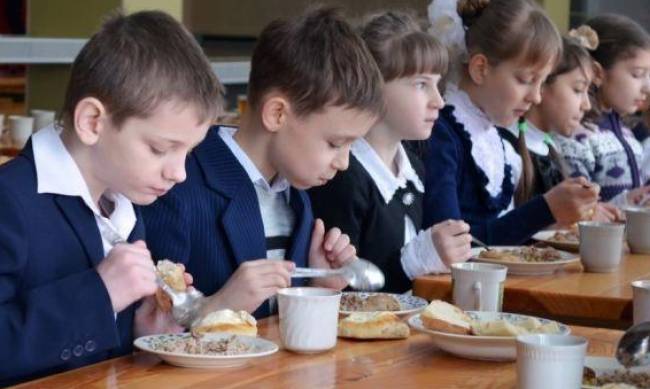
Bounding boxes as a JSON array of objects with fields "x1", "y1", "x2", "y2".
[{"x1": 400, "y1": 227, "x2": 450, "y2": 280}]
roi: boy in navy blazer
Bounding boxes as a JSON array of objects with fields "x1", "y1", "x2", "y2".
[
  {"x1": 143, "y1": 7, "x2": 384, "y2": 317},
  {"x1": 0, "y1": 11, "x2": 223, "y2": 385}
]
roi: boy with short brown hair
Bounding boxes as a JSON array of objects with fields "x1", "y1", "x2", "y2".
[
  {"x1": 143, "y1": 7, "x2": 384, "y2": 317},
  {"x1": 0, "y1": 10, "x2": 223, "y2": 385}
]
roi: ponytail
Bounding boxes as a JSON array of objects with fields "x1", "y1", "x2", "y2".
[{"x1": 514, "y1": 118, "x2": 535, "y2": 206}]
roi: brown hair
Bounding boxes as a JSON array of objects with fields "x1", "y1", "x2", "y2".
[
  {"x1": 360, "y1": 11, "x2": 448, "y2": 82},
  {"x1": 60, "y1": 11, "x2": 224, "y2": 130},
  {"x1": 584, "y1": 14, "x2": 650, "y2": 121},
  {"x1": 247, "y1": 7, "x2": 384, "y2": 117},
  {"x1": 515, "y1": 36, "x2": 592, "y2": 205},
  {"x1": 458, "y1": 0, "x2": 562, "y2": 69}
]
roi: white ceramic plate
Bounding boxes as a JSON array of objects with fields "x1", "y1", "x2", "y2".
[
  {"x1": 533, "y1": 230, "x2": 580, "y2": 252},
  {"x1": 471, "y1": 246, "x2": 579, "y2": 276},
  {"x1": 582, "y1": 356, "x2": 650, "y2": 388},
  {"x1": 408, "y1": 311, "x2": 570, "y2": 361},
  {"x1": 134, "y1": 332, "x2": 279, "y2": 368},
  {"x1": 339, "y1": 292, "x2": 428, "y2": 316}
]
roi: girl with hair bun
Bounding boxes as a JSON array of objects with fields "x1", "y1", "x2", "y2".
[{"x1": 423, "y1": 0, "x2": 599, "y2": 245}]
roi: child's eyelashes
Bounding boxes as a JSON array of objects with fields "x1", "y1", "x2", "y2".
[
  {"x1": 328, "y1": 141, "x2": 343, "y2": 149},
  {"x1": 149, "y1": 145, "x2": 167, "y2": 156}
]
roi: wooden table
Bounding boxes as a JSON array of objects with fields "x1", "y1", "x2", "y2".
[
  {"x1": 16, "y1": 317, "x2": 622, "y2": 388},
  {"x1": 414, "y1": 254, "x2": 650, "y2": 329}
]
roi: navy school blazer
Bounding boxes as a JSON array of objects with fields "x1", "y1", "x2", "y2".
[
  {"x1": 142, "y1": 126, "x2": 311, "y2": 318},
  {"x1": 0, "y1": 143, "x2": 143, "y2": 386}
]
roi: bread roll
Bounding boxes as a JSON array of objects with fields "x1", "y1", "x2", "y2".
[
  {"x1": 155, "y1": 259, "x2": 186, "y2": 311},
  {"x1": 191, "y1": 309, "x2": 257, "y2": 337},
  {"x1": 420, "y1": 300, "x2": 472, "y2": 335},
  {"x1": 338, "y1": 312, "x2": 409, "y2": 339}
]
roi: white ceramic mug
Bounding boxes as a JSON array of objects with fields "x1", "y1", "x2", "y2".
[
  {"x1": 451, "y1": 262, "x2": 507, "y2": 312},
  {"x1": 277, "y1": 287, "x2": 341, "y2": 353},
  {"x1": 30, "y1": 109, "x2": 56, "y2": 132},
  {"x1": 578, "y1": 221, "x2": 625, "y2": 273},
  {"x1": 626, "y1": 207, "x2": 650, "y2": 254},
  {"x1": 632, "y1": 280, "x2": 650, "y2": 325},
  {"x1": 8, "y1": 115, "x2": 34, "y2": 148},
  {"x1": 516, "y1": 334, "x2": 587, "y2": 389}
]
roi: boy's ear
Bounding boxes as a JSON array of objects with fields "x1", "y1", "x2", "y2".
[
  {"x1": 591, "y1": 61, "x2": 605, "y2": 88},
  {"x1": 260, "y1": 95, "x2": 290, "y2": 133},
  {"x1": 467, "y1": 53, "x2": 490, "y2": 85},
  {"x1": 73, "y1": 97, "x2": 108, "y2": 146}
]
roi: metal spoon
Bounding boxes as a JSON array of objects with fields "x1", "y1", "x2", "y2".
[
  {"x1": 102, "y1": 228, "x2": 206, "y2": 328},
  {"x1": 615, "y1": 321, "x2": 650, "y2": 368},
  {"x1": 292, "y1": 257, "x2": 385, "y2": 291},
  {"x1": 471, "y1": 236, "x2": 492, "y2": 251},
  {"x1": 155, "y1": 276, "x2": 206, "y2": 327}
]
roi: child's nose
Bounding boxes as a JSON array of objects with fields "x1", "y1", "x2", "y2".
[
  {"x1": 164, "y1": 161, "x2": 187, "y2": 184},
  {"x1": 333, "y1": 148, "x2": 350, "y2": 171}
]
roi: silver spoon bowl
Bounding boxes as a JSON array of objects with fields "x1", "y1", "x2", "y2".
[
  {"x1": 616, "y1": 321, "x2": 650, "y2": 368},
  {"x1": 292, "y1": 257, "x2": 385, "y2": 291}
]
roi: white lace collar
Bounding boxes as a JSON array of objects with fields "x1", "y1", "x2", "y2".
[
  {"x1": 351, "y1": 138, "x2": 424, "y2": 204},
  {"x1": 506, "y1": 121, "x2": 557, "y2": 157},
  {"x1": 445, "y1": 85, "x2": 522, "y2": 197}
]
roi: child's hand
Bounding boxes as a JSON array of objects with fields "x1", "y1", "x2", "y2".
[
  {"x1": 627, "y1": 185, "x2": 650, "y2": 206},
  {"x1": 202, "y1": 259, "x2": 294, "y2": 314},
  {"x1": 134, "y1": 295, "x2": 184, "y2": 337},
  {"x1": 544, "y1": 177, "x2": 600, "y2": 224},
  {"x1": 591, "y1": 202, "x2": 624, "y2": 222},
  {"x1": 431, "y1": 220, "x2": 472, "y2": 268},
  {"x1": 308, "y1": 218, "x2": 356, "y2": 290},
  {"x1": 97, "y1": 240, "x2": 158, "y2": 313}
]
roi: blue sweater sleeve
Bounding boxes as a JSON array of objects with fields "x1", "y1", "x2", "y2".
[
  {"x1": 422, "y1": 119, "x2": 463, "y2": 227},
  {"x1": 423, "y1": 119, "x2": 555, "y2": 245},
  {"x1": 0, "y1": 183, "x2": 119, "y2": 382}
]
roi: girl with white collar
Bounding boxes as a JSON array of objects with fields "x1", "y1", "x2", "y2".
[
  {"x1": 308, "y1": 11, "x2": 472, "y2": 293},
  {"x1": 422, "y1": 0, "x2": 599, "y2": 245}
]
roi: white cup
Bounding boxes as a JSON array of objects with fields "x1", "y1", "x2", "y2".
[
  {"x1": 578, "y1": 221, "x2": 625, "y2": 273},
  {"x1": 277, "y1": 287, "x2": 341, "y2": 353},
  {"x1": 30, "y1": 109, "x2": 56, "y2": 132},
  {"x1": 451, "y1": 262, "x2": 507, "y2": 312},
  {"x1": 625, "y1": 207, "x2": 650, "y2": 254},
  {"x1": 7, "y1": 115, "x2": 34, "y2": 148},
  {"x1": 516, "y1": 334, "x2": 587, "y2": 389},
  {"x1": 632, "y1": 280, "x2": 650, "y2": 325}
]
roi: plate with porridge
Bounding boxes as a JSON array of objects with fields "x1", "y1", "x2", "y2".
[
  {"x1": 533, "y1": 229, "x2": 580, "y2": 251},
  {"x1": 134, "y1": 332, "x2": 278, "y2": 368},
  {"x1": 582, "y1": 356, "x2": 650, "y2": 388},
  {"x1": 471, "y1": 246, "x2": 579, "y2": 276},
  {"x1": 339, "y1": 292, "x2": 428, "y2": 316}
]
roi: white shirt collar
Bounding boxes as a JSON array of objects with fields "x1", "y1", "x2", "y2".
[
  {"x1": 506, "y1": 121, "x2": 556, "y2": 157},
  {"x1": 351, "y1": 138, "x2": 424, "y2": 204},
  {"x1": 32, "y1": 124, "x2": 136, "y2": 242},
  {"x1": 445, "y1": 84, "x2": 522, "y2": 198},
  {"x1": 218, "y1": 126, "x2": 291, "y2": 197}
]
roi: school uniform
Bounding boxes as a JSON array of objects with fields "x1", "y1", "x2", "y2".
[
  {"x1": 422, "y1": 85, "x2": 555, "y2": 245},
  {"x1": 0, "y1": 125, "x2": 142, "y2": 386},
  {"x1": 309, "y1": 139, "x2": 448, "y2": 293},
  {"x1": 501, "y1": 122, "x2": 565, "y2": 197},
  {"x1": 142, "y1": 126, "x2": 310, "y2": 318},
  {"x1": 555, "y1": 112, "x2": 645, "y2": 203}
]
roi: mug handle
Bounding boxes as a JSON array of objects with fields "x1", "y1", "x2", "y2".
[{"x1": 472, "y1": 281, "x2": 482, "y2": 311}]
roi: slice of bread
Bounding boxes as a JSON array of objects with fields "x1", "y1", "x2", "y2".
[
  {"x1": 338, "y1": 312, "x2": 409, "y2": 339},
  {"x1": 191, "y1": 309, "x2": 258, "y2": 337},
  {"x1": 420, "y1": 300, "x2": 472, "y2": 335},
  {"x1": 155, "y1": 260, "x2": 187, "y2": 312}
]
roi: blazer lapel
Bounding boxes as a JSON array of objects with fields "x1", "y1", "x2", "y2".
[
  {"x1": 285, "y1": 189, "x2": 313, "y2": 267},
  {"x1": 194, "y1": 126, "x2": 267, "y2": 265},
  {"x1": 54, "y1": 195, "x2": 104, "y2": 267}
]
